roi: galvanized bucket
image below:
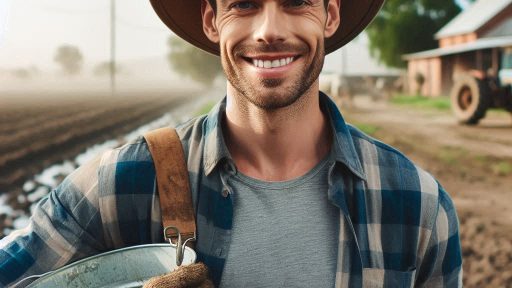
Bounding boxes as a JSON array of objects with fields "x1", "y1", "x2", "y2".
[{"x1": 16, "y1": 244, "x2": 196, "y2": 288}]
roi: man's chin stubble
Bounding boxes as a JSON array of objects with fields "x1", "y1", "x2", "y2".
[{"x1": 261, "y1": 78, "x2": 283, "y2": 88}]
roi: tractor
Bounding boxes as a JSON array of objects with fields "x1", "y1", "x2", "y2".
[{"x1": 451, "y1": 47, "x2": 512, "y2": 125}]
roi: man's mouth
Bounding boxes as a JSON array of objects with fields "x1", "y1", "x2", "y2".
[{"x1": 242, "y1": 56, "x2": 299, "y2": 69}]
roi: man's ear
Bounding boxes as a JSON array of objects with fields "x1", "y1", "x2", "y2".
[
  {"x1": 324, "y1": 0, "x2": 341, "y2": 38},
  {"x1": 201, "y1": 0, "x2": 219, "y2": 43}
]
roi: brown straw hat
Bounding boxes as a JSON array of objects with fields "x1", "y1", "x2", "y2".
[{"x1": 150, "y1": 0, "x2": 384, "y2": 55}]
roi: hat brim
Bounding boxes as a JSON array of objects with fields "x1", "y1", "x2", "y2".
[{"x1": 150, "y1": 0, "x2": 384, "y2": 55}]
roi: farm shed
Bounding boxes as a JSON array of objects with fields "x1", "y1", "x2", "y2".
[{"x1": 404, "y1": 0, "x2": 512, "y2": 97}]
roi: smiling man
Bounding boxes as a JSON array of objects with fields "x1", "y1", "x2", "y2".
[{"x1": 0, "y1": 0, "x2": 462, "y2": 287}]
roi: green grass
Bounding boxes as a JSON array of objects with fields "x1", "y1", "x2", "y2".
[
  {"x1": 437, "y1": 146, "x2": 467, "y2": 166},
  {"x1": 487, "y1": 109, "x2": 511, "y2": 116},
  {"x1": 491, "y1": 161, "x2": 512, "y2": 176},
  {"x1": 352, "y1": 123, "x2": 380, "y2": 136},
  {"x1": 390, "y1": 94, "x2": 451, "y2": 111}
]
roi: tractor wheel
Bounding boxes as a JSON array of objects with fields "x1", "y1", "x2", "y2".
[{"x1": 450, "y1": 74, "x2": 490, "y2": 125}]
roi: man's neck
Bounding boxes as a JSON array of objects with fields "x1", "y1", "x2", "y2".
[{"x1": 223, "y1": 81, "x2": 332, "y2": 181}]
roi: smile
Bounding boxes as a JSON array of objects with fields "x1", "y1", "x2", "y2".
[
  {"x1": 242, "y1": 54, "x2": 299, "y2": 69},
  {"x1": 251, "y1": 57, "x2": 295, "y2": 69}
]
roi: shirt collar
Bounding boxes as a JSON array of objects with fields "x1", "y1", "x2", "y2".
[
  {"x1": 319, "y1": 92, "x2": 366, "y2": 180},
  {"x1": 203, "y1": 99, "x2": 232, "y2": 176},
  {"x1": 203, "y1": 92, "x2": 366, "y2": 180}
]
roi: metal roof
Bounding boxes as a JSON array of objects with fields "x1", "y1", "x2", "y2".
[
  {"x1": 403, "y1": 36, "x2": 512, "y2": 60},
  {"x1": 435, "y1": 0, "x2": 512, "y2": 39}
]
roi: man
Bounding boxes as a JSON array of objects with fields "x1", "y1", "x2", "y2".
[{"x1": 0, "y1": 0, "x2": 462, "y2": 287}]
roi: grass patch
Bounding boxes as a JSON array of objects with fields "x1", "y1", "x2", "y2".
[
  {"x1": 390, "y1": 94, "x2": 451, "y2": 111},
  {"x1": 437, "y1": 146, "x2": 467, "y2": 166},
  {"x1": 487, "y1": 109, "x2": 511, "y2": 117},
  {"x1": 352, "y1": 123, "x2": 380, "y2": 136},
  {"x1": 195, "y1": 101, "x2": 216, "y2": 116},
  {"x1": 491, "y1": 161, "x2": 512, "y2": 176}
]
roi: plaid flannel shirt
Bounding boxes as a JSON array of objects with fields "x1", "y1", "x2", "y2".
[{"x1": 0, "y1": 92, "x2": 462, "y2": 287}]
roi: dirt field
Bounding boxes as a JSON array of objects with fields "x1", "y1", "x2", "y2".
[
  {"x1": 0, "y1": 89, "x2": 201, "y2": 194},
  {"x1": 344, "y1": 96, "x2": 512, "y2": 288}
]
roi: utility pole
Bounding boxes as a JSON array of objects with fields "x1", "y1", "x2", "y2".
[
  {"x1": 341, "y1": 47, "x2": 347, "y2": 76},
  {"x1": 110, "y1": 0, "x2": 116, "y2": 95}
]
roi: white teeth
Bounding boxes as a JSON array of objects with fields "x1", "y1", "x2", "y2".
[{"x1": 252, "y1": 57, "x2": 295, "y2": 68}]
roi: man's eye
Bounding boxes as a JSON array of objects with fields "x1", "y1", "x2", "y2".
[{"x1": 231, "y1": 1, "x2": 257, "y2": 10}]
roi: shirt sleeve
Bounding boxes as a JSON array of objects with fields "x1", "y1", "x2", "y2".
[
  {"x1": 415, "y1": 185, "x2": 463, "y2": 287},
  {"x1": 0, "y1": 155, "x2": 107, "y2": 286}
]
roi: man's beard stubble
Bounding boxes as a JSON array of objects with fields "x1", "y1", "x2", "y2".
[{"x1": 222, "y1": 41, "x2": 325, "y2": 111}]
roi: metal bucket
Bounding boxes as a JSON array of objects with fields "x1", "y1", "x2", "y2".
[{"x1": 18, "y1": 244, "x2": 196, "y2": 288}]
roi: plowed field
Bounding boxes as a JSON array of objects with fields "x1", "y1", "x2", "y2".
[{"x1": 0, "y1": 89, "x2": 197, "y2": 193}]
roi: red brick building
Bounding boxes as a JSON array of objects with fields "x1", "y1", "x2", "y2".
[{"x1": 404, "y1": 0, "x2": 512, "y2": 96}]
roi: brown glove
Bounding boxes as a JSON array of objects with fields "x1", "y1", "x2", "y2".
[{"x1": 143, "y1": 262, "x2": 215, "y2": 288}]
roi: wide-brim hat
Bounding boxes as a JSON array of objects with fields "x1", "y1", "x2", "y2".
[{"x1": 150, "y1": 0, "x2": 384, "y2": 55}]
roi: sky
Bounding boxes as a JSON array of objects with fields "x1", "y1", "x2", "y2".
[{"x1": 0, "y1": 0, "x2": 172, "y2": 70}]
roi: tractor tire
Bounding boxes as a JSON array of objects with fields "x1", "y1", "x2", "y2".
[{"x1": 450, "y1": 74, "x2": 490, "y2": 125}]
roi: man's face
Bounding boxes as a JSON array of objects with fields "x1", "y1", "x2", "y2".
[{"x1": 202, "y1": 0, "x2": 340, "y2": 110}]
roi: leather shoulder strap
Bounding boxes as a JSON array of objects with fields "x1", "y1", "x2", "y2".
[{"x1": 143, "y1": 127, "x2": 196, "y2": 242}]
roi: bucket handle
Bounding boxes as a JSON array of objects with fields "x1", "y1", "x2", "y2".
[{"x1": 164, "y1": 226, "x2": 196, "y2": 267}]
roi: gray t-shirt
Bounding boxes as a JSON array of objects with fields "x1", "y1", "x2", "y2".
[{"x1": 219, "y1": 157, "x2": 340, "y2": 288}]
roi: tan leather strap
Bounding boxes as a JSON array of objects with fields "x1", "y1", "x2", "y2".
[{"x1": 144, "y1": 127, "x2": 196, "y2": 245}]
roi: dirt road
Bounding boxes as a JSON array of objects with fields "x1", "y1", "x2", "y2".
[{"x1": 343, "y1": 96, "x2": 512, "y2": 288}]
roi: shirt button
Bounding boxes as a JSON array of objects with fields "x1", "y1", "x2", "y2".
[{"x1": 222, "y1": 188, "x2": 229, "y2": 198}]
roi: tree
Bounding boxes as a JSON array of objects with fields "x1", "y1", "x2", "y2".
[
  {"x1": 54, "y1": 45, "x2": 83, "y2": 75},
  {"x1": 167, "y1": 37, "x2": 222, "y2": 86},
  {"x1": 366, "y1": 0, "x2": 462, "y2": 68}
]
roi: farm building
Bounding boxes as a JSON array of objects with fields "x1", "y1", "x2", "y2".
[{"x1": 404, "y1": 0, "x2": 512, "y2": 97}]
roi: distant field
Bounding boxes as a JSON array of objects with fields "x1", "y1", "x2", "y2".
[{"x1": 0, "y1": 90, "x2": 197, "y2": 193}]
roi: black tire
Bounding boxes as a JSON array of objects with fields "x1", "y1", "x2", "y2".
[{"x1": 450, "y1": 74, "x2": 490, "y2": 125}]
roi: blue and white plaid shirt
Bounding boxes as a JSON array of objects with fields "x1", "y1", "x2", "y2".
[{"x1": 0, "y1": 93, "x2": 462, "y2": 287}]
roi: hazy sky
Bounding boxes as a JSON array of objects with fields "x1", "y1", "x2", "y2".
[{"x1": 0, "y1": 0, "x2": 172, "y2": 70}]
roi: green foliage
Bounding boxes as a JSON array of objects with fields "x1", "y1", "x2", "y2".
[
  {"x1": 390, "y1": 94, "x2": 451, "y2": 110},
  {"x1": 167, "y1": 37, "x2": 222, "y2": 87},
  {"x1": 54, "y1": 45, "x2": 83, "y2": 75},
  {"x1": 366, "y1": 0, "x2": 462, "y2": 68}
]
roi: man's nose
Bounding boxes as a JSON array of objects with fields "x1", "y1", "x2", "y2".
[{"x1": 253, "y1": 4, "x2": 286, "y2": 44}]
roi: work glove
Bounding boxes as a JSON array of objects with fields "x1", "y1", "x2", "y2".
[{"x1": 143, "y1": 262, "x2": 215, "y2": 288}]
